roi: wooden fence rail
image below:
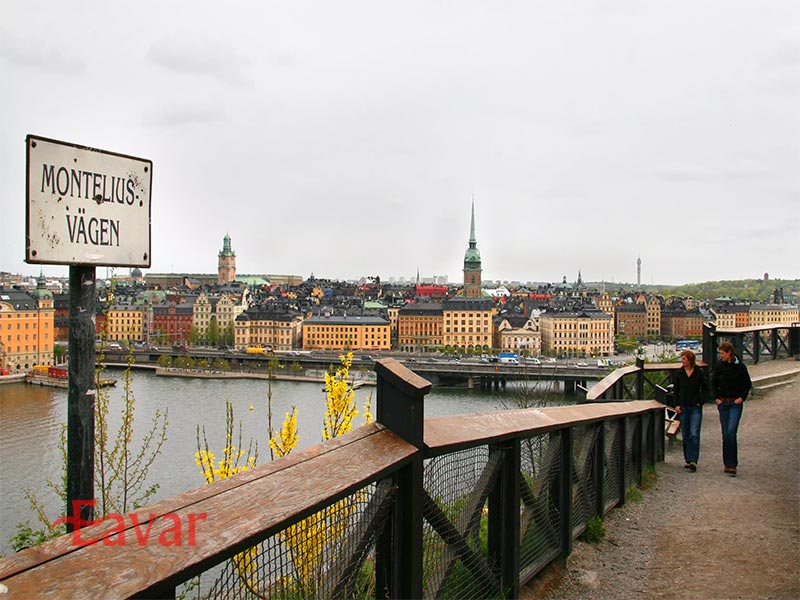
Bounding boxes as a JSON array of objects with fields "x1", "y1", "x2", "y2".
[{"x1": 0, "y1": 358, "x2": 665, "y2": 599}]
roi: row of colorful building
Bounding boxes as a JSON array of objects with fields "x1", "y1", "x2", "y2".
[{"x1": 2, "y1": 272, "x2": 798, "y2": 372}]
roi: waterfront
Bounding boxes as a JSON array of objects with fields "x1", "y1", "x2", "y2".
[{"x1": 0, "y1": 367, "x2": 570, "y2": 556}]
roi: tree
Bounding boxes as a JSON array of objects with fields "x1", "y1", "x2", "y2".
[
  {"x1": 188, "y1": 326, "x2": 200, "y2": 347},
  {"x1": 208, "y1": 317, "x2": 220, "y2": 346},
  {"x1": 53, "y1": 344, "x2": 67, "y2": 365},
  {"x1": 12, "y1": 346, "x2": 168, "y2": 551}
]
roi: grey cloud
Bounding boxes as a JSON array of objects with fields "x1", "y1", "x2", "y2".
[
  {"x1": 144, "y1": 101, "x2": 225, "y2": 128},
  {"x1": 0, "y1": 30, "x2": 84, "y2": 73},
  {"x1": 146, "y1": 38, "x2": 251, "y2": 85},
  {"x1": 760, "y1": 39, "x2": 800, "y2": 71},
  {"x1": 655, "y1": 167, "x2": 715, "y2": 182}
]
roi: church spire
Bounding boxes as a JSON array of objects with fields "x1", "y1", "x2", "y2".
[
  {"x1": 463, "y1": 200, "x2": 482, "y2": 298},
  {"x1": 469, "y1": 199, "x2": 477, "y2": 248}
]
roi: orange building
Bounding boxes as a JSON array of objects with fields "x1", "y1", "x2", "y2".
[
  {"x1": 302, "y1": 315, "x2": 391, "y2": 351},
  {"x1": 0, "y1": 278, "x2": 55, "y2": 371}
]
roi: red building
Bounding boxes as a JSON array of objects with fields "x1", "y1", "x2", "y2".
[
  {"x1": 152, "y1": 302, "x2": 195, "y2": 344},
  {"x1": 415, "y1": 284, "x2": 449, "y2": 299}
]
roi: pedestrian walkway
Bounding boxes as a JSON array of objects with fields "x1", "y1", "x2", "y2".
[{"x1": 531, "y1": 358, "x2": 800, "y2": 600}]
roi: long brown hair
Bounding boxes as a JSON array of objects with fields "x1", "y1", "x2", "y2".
[{"x1": 681, "y1": 349, "x2": 696, "y2": 368}]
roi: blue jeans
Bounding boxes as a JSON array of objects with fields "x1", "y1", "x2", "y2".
[
  {"x1": 678, "y1": 405, "x2": 703, "y2": 464},
  {"x1": 717, "y1": 402, "x2": 744, "y2": 468}
]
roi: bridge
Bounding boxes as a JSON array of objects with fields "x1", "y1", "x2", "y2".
[
  {"x1": 1, "y1": 324, "x2": 797, "y2": 599},
  {"x1": 101, "y1": 347, "x2": 611, "y2": 391}
]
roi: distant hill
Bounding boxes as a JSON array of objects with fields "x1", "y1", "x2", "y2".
[{"x1": 653, "y1": 278, "x2": 800, "y2": 303}]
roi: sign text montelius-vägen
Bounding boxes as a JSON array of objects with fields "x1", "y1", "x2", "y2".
[
  {"x1": 26, "y1": 135, "x2": 152, "y2": 268},
  {"x1": 40, "y1": 164, "x2": 138, "y2": 247}
]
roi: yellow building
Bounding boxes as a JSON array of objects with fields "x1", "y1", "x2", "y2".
[
  {"x1": 216, "y1": 292, "x2": 248, "y2": 334},
  {"x1": 302, "y1": 315, "x2": 391, "y2": 351},
  {"x1": 636, "y1": 294, "x2": 662, "y2": 339},
  {"x1": 235, "y1": 309, "x2": 303, "y2": 351},
  {"x1": 748, "y1": 304, "x2": 799, "y2": 326},
  {"x1": 711, "y1": 306, "x2": 738, "y2": 329},
  {"x1": 105, "y1": 305, "x2": 143, "y2": 342},
  {"x1": 397, "y1": 303, "x2": 443, "y2": 353},
  {"x1": 193, "y1": 293, "x2": 213, "y2": 337},
  {"x1": 442, "y1": 298, "x2": 493, "y2": 352},
  {"x1": 0, "y1": 280, "x2": 55, "y2": 371},
  {"x1": 540, "y1": 310, "x2": 613, "y2": 357},
  {"x1": 593, "y1": 291, "x2": 615, "y2": 316}
]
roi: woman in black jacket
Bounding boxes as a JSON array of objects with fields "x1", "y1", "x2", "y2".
[
  {"x1": 672, "y1": 349, "x2": 709, "y2": 472},
  {"x1": 712, "y1": 341, "x2": 752, "y2": 477}
]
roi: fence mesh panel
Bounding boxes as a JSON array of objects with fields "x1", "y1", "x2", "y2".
[
  {"x1": 422, "y1": 446, "x2": 500, "y2": 599},
  {"x1": 199, "y1": 481, "x2": 391, "y2": 600},
  {"x1": 624, "y1": 416, "x2": 639, "y2": 491},
  {"x1": 604, "y1": 419, "x2": 622, "y2": 511},
  {"x1": 571, "y1": 424, "x2": 599, "y2": 534},
  {"x1": 642, "y1": 412, "x2": 654, "y2": 467},
  {"x1": 519, "y1": 431, "x2": 562, "y2": 578}
]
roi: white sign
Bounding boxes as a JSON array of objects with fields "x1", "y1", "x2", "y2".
[{"x1": 26, "y1": 135, "x2": 152, "y2": 267}]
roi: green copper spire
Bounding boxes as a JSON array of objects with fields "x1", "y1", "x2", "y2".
[
  {"x1": 463, "y1": 201, "x2": 481, "y2": 268},
  {"x1": 219, "y1": 233, "x2": 235, "y2": 257}
]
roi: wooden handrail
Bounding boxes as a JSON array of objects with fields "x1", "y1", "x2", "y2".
[
  {"x1": 425, "y1": 401, "x2": 663, "y2": 455},
  {"x1": 0, "y1": 424, "x2": 416, "y2": 599}
]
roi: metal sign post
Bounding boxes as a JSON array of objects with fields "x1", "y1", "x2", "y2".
[
  {"x1": 67, "y1": 266, "x2": 97, "y2": 529},
  {"x1": 25, "y1": 134, "x2": 152, "y2": 531}
]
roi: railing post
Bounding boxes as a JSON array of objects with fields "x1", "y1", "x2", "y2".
[
  {"x1": 703, "y1": 322, "x2": 717, "y2": 370},
  {"x1": 791, "y1": 324, "x2": 800, "y2": 358},
  {"x1": 771, "y1": 328, "x2": 779, "y2": 360},
  {"x1": 752, "y1": 330, "x2": 761, "y2": 364},
  {"x1": 558, "y1": 428, "x2": 574, "y2": 557},
  {"x1": 488, "y1": 439, "x2": 520, "y2": 598},
  {"x1": 734, "y1": 333, "x2": 746, "y2": 363},
  {"x1": 374, "y1": 358, "x2": 431, "y2": 600},
  {"x1": 635, "y1": 357, "x2": 645, "y2": 400}
]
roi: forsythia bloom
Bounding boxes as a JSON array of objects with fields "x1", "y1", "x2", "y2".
[
  {"x1": 322, "y1": 353, "x2": 358, "y2": 440},
  {"x1": 270, "y1": 407, "x2": 299, "y2": 458}
]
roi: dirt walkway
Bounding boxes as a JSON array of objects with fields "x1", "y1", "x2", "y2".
[{"x1": 532, "y1": 359, "x2": 800, "y2": 600}]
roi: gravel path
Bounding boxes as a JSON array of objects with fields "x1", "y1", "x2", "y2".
[{"x1": 527, "y1": 359, "x2": 800, "y2": 600}]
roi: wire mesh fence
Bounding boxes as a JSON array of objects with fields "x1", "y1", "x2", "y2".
[
  {"x1": 421, "y1": 446, "x2": 501, "y2": 600},
  {"x1": 519, "y1": 431, "x2": 562, "y2": 580},
  {"x1": 196, "y1": 480, "x2": 393, "y2": 600},
  {"x1": 603, "y1": 419, "x2": 623, "y2": 511}
]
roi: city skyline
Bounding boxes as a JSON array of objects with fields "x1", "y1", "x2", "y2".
[{"x1": 1, "y1": 2, "x2": 797, "y2": 285}]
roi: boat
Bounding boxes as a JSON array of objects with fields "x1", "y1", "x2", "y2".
[{"x1": 26, "y1": 365, "x2": 117, "y2": 389}]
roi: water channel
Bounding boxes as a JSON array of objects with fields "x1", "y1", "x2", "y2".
[{"x1": 0, "y1": 368, "x2": 572, "y2": 556}]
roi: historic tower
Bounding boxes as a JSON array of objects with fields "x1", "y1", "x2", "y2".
[
  {"x1": 463, "y1": 202, "x2": 482, "y2": 298},
  {"x1": 218, "y1": 234, "x2": 236, "y2": 284}
]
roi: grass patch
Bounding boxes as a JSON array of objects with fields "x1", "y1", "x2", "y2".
[
  {"x1": 579, "y1": 516, "x2": 606, "y2": 544},
  {"x1": 626, "y1": 486, "x2": 643, "y2": 503},
  {"x1": 641, "y1": 466, "x2": 658, "y2": 490}
]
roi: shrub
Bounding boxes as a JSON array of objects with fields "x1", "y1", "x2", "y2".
[{"x1": 579, "y1": 515, "x2": 606, "y2": 544}]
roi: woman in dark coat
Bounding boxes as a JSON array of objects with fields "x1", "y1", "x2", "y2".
[
  {"x1": 672, "y1": 349, "x2": 709, "y2": 472},
  {"x1": 712, "y1": 341, "x2": 752, "y2": 477}
]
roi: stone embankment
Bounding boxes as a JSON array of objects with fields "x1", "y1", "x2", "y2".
[{"x1": 527, "y1": 358, "x2": 800, "y2": 600}]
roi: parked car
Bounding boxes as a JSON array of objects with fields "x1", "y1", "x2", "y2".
[{"x1": 525, "y1": 357, "x2": 542, "y2": 365}]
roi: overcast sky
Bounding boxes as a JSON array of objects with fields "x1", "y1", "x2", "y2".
[{"x1": 2, "y1": 1, "x2": 798, "y2": 286}]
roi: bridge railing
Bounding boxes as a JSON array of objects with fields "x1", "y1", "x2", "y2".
[
  {"x1": 703, "y1": 322, "x2": 800, "y2": 368},
  {"x1": 0, "y1": 359, "x2": 664, "y2": 600}
]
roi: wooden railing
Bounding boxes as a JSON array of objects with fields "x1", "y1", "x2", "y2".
[{"x1": 0, "y1": 358, "x2": 665, "y2": 599}]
